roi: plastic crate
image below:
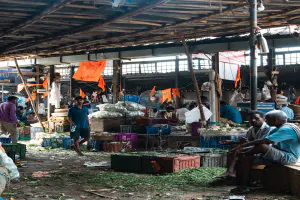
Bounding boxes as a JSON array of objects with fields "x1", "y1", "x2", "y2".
[
  {"x1": 41, "y1": 138, "x2": 52, "y2": 147},
  {"x1": 19, "y1": 134, "x2": 31, "y2": 141},
  {"x1": 55, "y1": 125, "x2": 70, "y2": 133},
  {"x1": 120, "y1": 125, "x2": 132, "y2": 133},
  {"x1": 200, "y1": 136, "x2": 242, "y2": 150},
  {"x1": 2, "y1": 143, "x2": 26, "y2": 159},
  {"x1": 200, "y1": 153, "x2": 227, "y2": 167},
  {"x1": 91, "y1": 140, "x2": 113, "y2": 151},
  {"x1": 158, "y1": 155, "x2": 201, "y2": 173},
  {"x1": 115, "y1": 133, "x2": 137, "y2": 148},
  {"x1": 0, "y1": 138, "x2": 11, "y2": 143},
  {"x1": 146, "y1": 125, "x2": 171, "y2": 135},
  {"x1": 30, "y1": 127, "x2": 44, "y2": 140},
  {"x1": 62, "y1": 137, "x2": 74, "y2": 149},
  {"x1": 42, "y1": 138, "x2": 63, "y2": 148},
  {"x1": 6, "y1": 150, "x2": 16, "y2": 162}
]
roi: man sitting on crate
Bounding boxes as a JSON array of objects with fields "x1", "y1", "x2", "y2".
[
  {"x1": 231, "y1": 110, "x2": 300, "y2": 192},
  {"x1": 68, "y1": 96, "x2": 90, "y2": 156},
  {"x1": 217, "y1": 110, "x2": 276, "y2": 179}
]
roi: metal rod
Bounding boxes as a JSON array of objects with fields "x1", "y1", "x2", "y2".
[
  {"x1": 14, "y1": 59, "x2": 45, "y2": 131},
  {"x1": 249, "y1": 0, "x2": 257, "y2": 110},
  {"x1": 1, "y1": 85, "x2": 3, "y2": 103},
  {"x1": 182, "y1": 39, "x2": 206, "y2": 128}
]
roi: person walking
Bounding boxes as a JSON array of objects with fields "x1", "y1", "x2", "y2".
[
  {"x1": 68, "y1": 96, "x2": 90, "y2": 156},
  {"x1": 0, "y1": 96, "x2": 20, "y2": 143}
]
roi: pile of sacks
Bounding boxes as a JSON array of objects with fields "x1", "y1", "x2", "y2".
[{"x1": 90, "y1": 101, "x2": 146, "y2": 119}]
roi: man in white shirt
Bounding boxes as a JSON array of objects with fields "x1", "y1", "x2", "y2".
[{"x1": 176, "y1": 106, "x2": 189, "y2": 122}]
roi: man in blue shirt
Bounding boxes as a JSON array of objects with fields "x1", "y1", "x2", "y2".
[
  {"x1": 220, "y1": 101, "x2": 242, "y2": 124},
  {"x1": 68, "y1": 96, "x2": 90, "y2": 156},
  {"x1": 232, "y1": 110, "x2": 300, "y2": 190},
  {"x1": 280, "y1": 104, "x2": 294, "y2": 120}
]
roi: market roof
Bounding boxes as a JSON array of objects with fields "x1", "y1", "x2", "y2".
[{"x1": 0, "y1": 0, "x2": 299, "y2": 61}]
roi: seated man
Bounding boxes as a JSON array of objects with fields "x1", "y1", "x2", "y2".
[
  {"x1": 220, "y1": 101, "x2": 242, "y2": 124},
  {"x1": 218, "y1": 110, "x2": 275, "y2": 178},
  {"x1": 233, "y1": 110, "x2": 300, "y2": 190},
  {"x1": 26, "y1": 112, "x2": 38, "y2": 125}
]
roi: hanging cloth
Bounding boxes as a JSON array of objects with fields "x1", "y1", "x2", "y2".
[
  {"x1": 150, "y1": 86, "x2": 156, "y2": 97},
  {"x1": 234, "y1": 65, "x2": 241, "y2": 88},
  {"x1": 172, "y1": 88, "x2": 180, "y2": 98},
  {"x1": 80, "y1": 88, "x2": 86, "y2": 98},
  {"x1": 161, "y1": 88, "x2": 172, "y2": 103},
  {"x1": 49, "y1": 82, "x2": 61, "y2": 108},
  {"x1": 98, "y1": 76, "x2": 106, "y2": 91}
]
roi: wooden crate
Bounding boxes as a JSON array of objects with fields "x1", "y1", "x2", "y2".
[{"x1": 90, "y1": 118, "x2": 124, "y2": 133}]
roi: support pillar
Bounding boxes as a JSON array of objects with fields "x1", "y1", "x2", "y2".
[
  {"x1": 249, "y1": 0, "x2": 258, "y2": 110},
  {"x1": 70, "y1": 66, "x2": 75, "y2": 100},
  {"x1": 267, "y1": 49, "x2": 277, "y2": 101},
  {"x1": 175, "y1": 56, "x2": 180, "y2": 108},
  {"x1": 47, "y1": 66, "x2": 55, "y2": 132},
  {"x1": 211, "y1": 53, "x2": 220, "y2": 123},
  {"x1": 112, "y1": 60, "x2": 121, "y2": 104}
]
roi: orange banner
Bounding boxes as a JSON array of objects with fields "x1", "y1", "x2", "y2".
[
  {"x1": 73, "y1": 60, "x2": 106, "y2": 82},
  {"x1": 80, "y1": 88, "x2": 86, "y2": 98},
  {"x1": 43, "y1": 78, "x2": 48, "y2": 89},
  {"x1": 98, "y1": 76, "x2": 106, "y2": 91},
  {"x1": 234, "y1": 66, "x2": 241, "y2": 88},
  {"x1": 172, "y1": 88, "x2": 180, "y2": 98},
  {"x1": 150, "y1": 86, "x2": 156, "y2": 97},
  {"x1": 161, "y1": 88, "x2": 172, "y2": 103},
  {"x1": 17, "y1": 83, "x2": 43, "y2": 93}
]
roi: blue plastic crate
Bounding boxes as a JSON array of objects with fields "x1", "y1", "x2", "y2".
[
  {"x1": 200, "y1": 135, "x2": 243, "y2": 150},
  {"x1": 42, "y1": 138, "x2": 52, "y2": 147},
  {"x1": 0, "y1": 137, "x2": 11, "y2": 143},
  {"x1": 62, "y1": 137, "x2": 74, "y2": 149},
  {"x1": 146, "y1": 125, "x2": 171, "y2": 135},
  {"x1": 42, "y1": 138, "x2": 63, "y2": 148}
]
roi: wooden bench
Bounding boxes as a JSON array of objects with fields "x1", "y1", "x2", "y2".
[{"x1": 250, "y1": 162, "x2": 300, "y2": 197}]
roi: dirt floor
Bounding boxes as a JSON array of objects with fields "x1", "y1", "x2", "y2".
[{"x1": 2, "y1": 146, "x2": 297, "y2": 200}]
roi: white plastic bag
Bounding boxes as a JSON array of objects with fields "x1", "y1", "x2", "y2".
[
  {"x1": 97, "y1": 103, "x2": 127, "y2": 114},
  {"x1": 230, "y1": 90, "x2": 244, "y2": 107},
  {"x1": 116, "y1": 101, "x2": 146, "y2": 111},
  {"x1": 125, "y1": 111, "x2": 145, "y2": 117},
  {"x1": 90, "y1": 111, "x2": 123, "y2": 119},
  {"x1": 0, "y1": 151, "x2": 19, "y2": 180},
  {"x1": 185, "y1": 106, "x2": 212, "y2": 123},
  {"x1": 262, "y1": 84, "x2": 271, "y2": 100}
]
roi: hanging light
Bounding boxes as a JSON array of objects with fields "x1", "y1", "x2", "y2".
[{"x1": 258, "y1": 0, "x2": 265, "y2": 12}]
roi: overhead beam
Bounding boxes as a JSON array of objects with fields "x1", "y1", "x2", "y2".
[
  {"x1": 55, "y1": 6, "x2": 296, "y2": 53},
  {"x1": 2, "y1": 0, "x2": 171, "y2": 54},
  {"x1": 0, "y1": 0, "x2": 77, "y2": 39},
  {"x1": 0, "y1": 0, "x2": 49, "y2": 6}
]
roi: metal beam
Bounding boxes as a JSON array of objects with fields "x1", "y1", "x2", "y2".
[
  {"x1": 249, "y1": 0, "x2": 257, "y2": 110},
  {"x1": 0, "y1": 0, "x2": 77, "y2": 39},
  {"x1": 2, "y1": 0, "x2": 172, "y2": 54}
]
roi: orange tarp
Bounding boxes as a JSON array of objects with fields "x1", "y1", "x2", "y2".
[{"x1": 73, "y1": 60, "x2": 106, "y2": 82}]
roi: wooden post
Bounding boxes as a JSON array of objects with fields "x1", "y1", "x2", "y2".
[
  {"x1": 182, "y1": 39, "x2": 206, "y2": 127},
  {"x1": 14, "y1": 59, "x2": 45, "y2": 131}
]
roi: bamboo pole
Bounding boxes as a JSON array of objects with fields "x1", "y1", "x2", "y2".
[
  {"x1": 14, "y1": 58, "x2": 45, "y2": 131},
  {"x1": 182, "y1": 39, "x2": 206, "y2": 128}
]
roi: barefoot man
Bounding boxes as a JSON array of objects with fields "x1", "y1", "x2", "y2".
[
  {"x1": 217, "y1": 110, "x2": 275, "y2": 178},
  {"x1": 68, "y1": 96, "x2": 90, "y2": 156}
]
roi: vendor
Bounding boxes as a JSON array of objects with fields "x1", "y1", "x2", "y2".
[
  {"x1": 26, "y1": 112, "x2": 38, "y2": 125},
  {"x1": 217, "y1": 110, "x2": 276, "y2": 179},
  {"x1": 176, "y1": 104, "x2": 189, "y2": 123},
  {"x1": 16, "y1": 106, "x2": 27, "y2": 123},
  {"x1": 232, "y1": 110, "x2": 300, "y2": 192},
  {"x1": 280, "y1": 104, "x2": 294, "y2": 120},
  {"x1": 165, "y1": 106, "x2": 178, "y2": 123},
  {"x1": 220, "y1": 101, "x2": 242, "y2": 124},
  {"x1": 201, "y1": 96, "x2": 210, "y2": 109}
]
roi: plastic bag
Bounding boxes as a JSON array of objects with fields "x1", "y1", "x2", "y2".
[
  {"x1": 97, "y1": 103, "x2": 127, "y2": 114},
  {"x1": 125, "y1": 111, "x2": 145, "y2": 117},
  {"x1": 0, "y1": 151, "x2": 19, "y2": 180},
  {"x1": 230, "y1": 90, "x2": 244, "y2": 107},
  {"x1": 185, "y1": 106, "x2": 212, "y2": 123},
  {"x1": 201, "y1": 82, "x2": 211, "y2": 91},
  {"x1": 116, "y1": 101, "x2": 146, "y2": 111},
  {"x1": 90, "y1": 111, "x2": 123, "y2": 119},
  {"x1": 262, "y1": 84, "x2": 271, "y2": 100}
]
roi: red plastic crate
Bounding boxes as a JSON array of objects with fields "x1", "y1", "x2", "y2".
[{"x1": 158, "y1": 155, "x2": 201, "y2": 173}]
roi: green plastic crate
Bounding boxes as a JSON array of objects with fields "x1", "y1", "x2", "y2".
[
  {"x1": 2, "y1": 143, "x2": 26, "y2": 159},
  {"x1": 19, "y1": 134, "x2": 31, "y2": 141}
]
